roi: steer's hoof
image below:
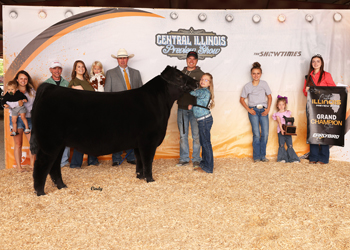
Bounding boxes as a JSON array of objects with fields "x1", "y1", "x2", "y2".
[
  {"x1": 57, "y1": 184, "x2": 67, "y2": 190},
  {"x1": 146, "y1": 177, "x2": 155, "y2": 183},
  {"x1": 136, "y1": 173, "x2": 144, "y2": 179},
  {"x1": 35, "y1": 190, "x2": 46, "y2": 196}
]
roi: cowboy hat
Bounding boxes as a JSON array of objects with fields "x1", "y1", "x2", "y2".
[{"x1": 111, "y1": 48, "x2": 134, "y2": 59}]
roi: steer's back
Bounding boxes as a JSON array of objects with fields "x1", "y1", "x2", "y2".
[{"x1": 32, "y1": 80, "x2": 169, "y2": 156}]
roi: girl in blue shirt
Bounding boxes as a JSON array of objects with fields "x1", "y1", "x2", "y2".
[{"x1": 188, "y1": 73, "x2": 215, "y2": 173}]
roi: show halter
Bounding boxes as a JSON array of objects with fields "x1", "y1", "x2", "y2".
[{"x1": 160, "y1": 69, "x2": 200, "y2": 135}]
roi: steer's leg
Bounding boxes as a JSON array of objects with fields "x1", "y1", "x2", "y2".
[
  {"x1": 49, "y1": 147, "x2": 67, "y2": 190},
  {"x1": 134, "y1": 148, "x2": 144, "y2": 179},
  {"x1": 138, "y1": 146, "x2": 156, "y2": 182},
  {"x1": 33, "y1": 149, "x2": 55, "y2": 196}
]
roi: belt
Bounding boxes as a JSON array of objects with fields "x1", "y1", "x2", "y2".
[
  {"x1": 250, "y1": 105, "x2": 266, "y2": 109},
  {"x1": 197, "y1": 114, "x2": 212, "y2": 121}
]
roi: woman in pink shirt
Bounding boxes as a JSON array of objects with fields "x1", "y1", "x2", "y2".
[{"x1": 303, "y1": 54, "x2": 335, "y2": 164}]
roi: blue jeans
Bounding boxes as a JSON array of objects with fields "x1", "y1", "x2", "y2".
[
  {"x1": 277, "y1": 133, "x2": 300, "y2": 162},
  {"x1": 198, "y1": 115, "x2": 214, "y2": 173},
  {"x1": 70, "y1": 149, "x2": 99, "y2": 168},
  {"x1": 112, "y1": 149, "x2": 135, "y2": 163},
  {"x1": 248, "y1": 107, "x2": 269, "y2": 161},
  {"x1": 177, "y1": 109, "x2": 201, "y2": 163},
  {"x1": 309, "y1": 144, "x2": 329, "y2": 163},
  {"x1": 60, "y1": 147, "x2": 70, "y2": 167}
]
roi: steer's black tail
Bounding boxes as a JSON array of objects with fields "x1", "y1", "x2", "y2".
[{"x1": 30, "y1": 131, "x2": 39, "y2": 155}]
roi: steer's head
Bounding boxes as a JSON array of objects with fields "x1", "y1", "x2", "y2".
[{"x1": 161, "y1": 66, "x2": 198, "y2": 92}]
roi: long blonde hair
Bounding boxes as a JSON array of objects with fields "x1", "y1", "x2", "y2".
[
  {"x1": 201, "y1": 73, "x2": 215, "y2": 109},
  {"x1": 90, "y1": 61, "x2": 105, "y2": 77}
]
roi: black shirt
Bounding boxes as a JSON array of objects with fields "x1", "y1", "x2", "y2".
[{"x1": 1, "y1": 90, "x2": 28, "y2": 107}]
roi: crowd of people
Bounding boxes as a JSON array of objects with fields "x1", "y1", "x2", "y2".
[{"x1": 1, "y1": 51, "x2": 339, "y2": 173}]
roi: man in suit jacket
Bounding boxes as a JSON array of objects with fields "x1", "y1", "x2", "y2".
[{"x1": 105, "y1": 48, "x2": 143, "y2": 166}]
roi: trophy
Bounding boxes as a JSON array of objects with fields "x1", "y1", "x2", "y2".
[{"x1": 282, "y1": 116, "x2": 297, "y2": 136}]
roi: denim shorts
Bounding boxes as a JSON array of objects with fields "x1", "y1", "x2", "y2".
[{"x1": 9, "y1": 116, "x2": 32, "y2": 130}]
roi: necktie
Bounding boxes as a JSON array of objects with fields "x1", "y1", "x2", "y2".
[{"x1": 123, "y1": 69, "x2": 131, "y2": 90}]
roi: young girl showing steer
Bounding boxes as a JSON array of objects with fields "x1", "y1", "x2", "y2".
[{"x1": 188, "y1": 73, "x2": 215, "y2": 173}]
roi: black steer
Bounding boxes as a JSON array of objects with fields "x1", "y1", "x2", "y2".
[{"x1": 30, "y1": 66, "x2": 198, "y2": 196}]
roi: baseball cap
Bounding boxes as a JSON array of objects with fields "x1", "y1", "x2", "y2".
[
  {"x1": 186, "y1": 51, "x2": 198, "y2": 59},
  {"x1": 50, "y1": 61, "x2": 63, "y2": 68}
]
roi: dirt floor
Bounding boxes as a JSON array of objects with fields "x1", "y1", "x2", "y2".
[{"x1": 1, "y1": 158, "x2": 350, "y2": 249}]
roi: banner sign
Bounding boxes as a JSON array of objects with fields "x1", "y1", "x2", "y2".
[
  {"x1": 155, "y1": 27, "x2": 228, "y2": 60},
  {"x1": 3, "y1": 6, "x2": 350, "y2": 167},
  {"x1": 307, "y1": 87, "x2": 348, "y2": 146}
]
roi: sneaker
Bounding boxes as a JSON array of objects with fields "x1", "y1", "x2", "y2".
[
  {"x1": 293, "y1": 161, "x2": 300, "y2": 163},
  {"x1": 194, "y1": 167, "x2": 206, "y2": 173},
  {"x1": 261, "y1": 158, "x2": 269, "y2": 162},
  {"x1": 278, "y1": 160, "x2": 286, "y2": 163},
  {"x1": 193, "y1": 161, "x2": 200, "y2": 167},
  {"x1": 254, "y1": 159, "x2": 261, "y2": 162},
  {"x1": 10, "y1": 131, "x2": 18, "y2": 136},
  {"x1": 88, "y1": 161, "x2": 100, "y2": 166},
  {"x1": 176, "y1": 161, "x2": 189, "y2": 166},
  {"x1": 24, "y1": 129, "x2": 31, "y2": 134}
]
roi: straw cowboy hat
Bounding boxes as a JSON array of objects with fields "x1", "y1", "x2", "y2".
[{"x1": 111, "y1": 48, "x2": 134, "y2": 59}]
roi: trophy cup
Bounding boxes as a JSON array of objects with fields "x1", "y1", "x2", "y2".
[{"x1": 282, "y1": 116, "x2": 297, "y2": 136}]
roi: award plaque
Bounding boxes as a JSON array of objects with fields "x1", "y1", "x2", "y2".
[{"x1": 282, "y1": 116, "x2": 297, "y2": 136}]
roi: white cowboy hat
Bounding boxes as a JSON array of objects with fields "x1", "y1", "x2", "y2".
[{"x1": 111, "y1": 48, "x2": 134, "y2": 59}]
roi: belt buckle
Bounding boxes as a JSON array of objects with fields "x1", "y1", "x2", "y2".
[{"x1": 256, "y1": 104, "x2": 263, "y2": 109}]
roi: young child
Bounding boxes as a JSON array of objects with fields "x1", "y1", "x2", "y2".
[
  {"x1": 1, "y1": 80, "x2": 31, "y2": 136},
  {"x1": 90, "y1": 61, "x2": 105, "y2": 92},
  {"x1": 188, "y1": 73, "x2": 215, "y2": 173},
  {"x1": 240, "y1": 62, "x2": 272, "y2": 162},
  {"x1": 272, "y1": 96, "x2": 300, "y2": 163}
]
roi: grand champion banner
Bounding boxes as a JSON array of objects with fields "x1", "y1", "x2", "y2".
[
  {"x1": 307, "y1": 87, "x2": 347, "y2": 146},
  {"x1": 2, "y1": 6, "x2": 350, "y2": 168}
]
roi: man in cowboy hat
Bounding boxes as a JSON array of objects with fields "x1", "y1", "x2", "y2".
[{"x1": 105, "y1": 48, "x2": 143, "y2": 166}]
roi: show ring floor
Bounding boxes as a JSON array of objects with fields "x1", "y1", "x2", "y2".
[{"x1": 1, "y1": 158, "x2": 350, "y2": 249}]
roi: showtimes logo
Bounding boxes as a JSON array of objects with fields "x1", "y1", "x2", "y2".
[{"x1": 254, "y1": 51, "x2": 301, "y2": 57}]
